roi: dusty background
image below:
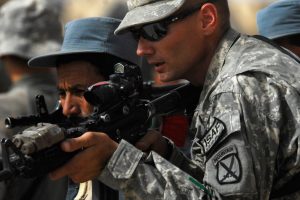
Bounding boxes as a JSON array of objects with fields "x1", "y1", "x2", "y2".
[
  {"x1": 60, "y1": 0, "x2": 276, "y2": 35},
  {"x1": 0, "y1": 0, "x2": 277, "y2": 34}
]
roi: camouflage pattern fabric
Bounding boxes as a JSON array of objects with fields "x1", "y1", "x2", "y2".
[
  {"x1": 0, "y1": 74, "x2": 68, "y2": 200},
  {"x1": 98, "y1": 28, "x2": 300, "y2": 199},
  {"x1": 0, "y1": 74, "x2": 58, "y2": 141},
  {"x1": 115, "y1": 0, "x2": 185, "y2": 34},
  {"x1": 0, "y1": 0, "x2": 62, "y2": 59}
]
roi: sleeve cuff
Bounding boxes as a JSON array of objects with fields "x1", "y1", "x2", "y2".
[{"x1": 104, "y1": 139, "x2": 144, "y2": 179}]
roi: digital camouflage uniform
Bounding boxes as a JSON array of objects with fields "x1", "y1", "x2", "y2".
[
  {"x1": 98, "y1": 29, "x2": 300, "y2": 199},
  {"x1": 0, "y1": 0, "x2": 67, "y2": 199},
  {"x1": 0, "y1": 73, "x2": 68, "y2": 200},
  {"x1": 0, "y1": 74, "x2": 58, "y2": 140}
]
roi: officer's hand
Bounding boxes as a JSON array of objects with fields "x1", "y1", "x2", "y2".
[
  {"x1": 49, "y1": 131, "x2": 117, "y2": 183},
  {"x1": 135, "y1": 129, "x2": 169, "y2": 158}
]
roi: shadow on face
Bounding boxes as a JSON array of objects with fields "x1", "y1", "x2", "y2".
[{"x1": 57, "y1": 60, "x2": 105, "y2": 118}]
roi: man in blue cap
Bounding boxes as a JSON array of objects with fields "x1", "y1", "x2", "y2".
[
  {"x1": 43, "y1": 0, "x2": 300, "y2": 199},
  {"x1": 257, "y1": 0, "x2": 300, "y2": 58},
  {"x1": 29, "y1": 17, "x2": 138, "y2": 200}
]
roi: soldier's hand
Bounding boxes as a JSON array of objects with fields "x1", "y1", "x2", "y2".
[
  {"x1": 49, "y1": 131, "x2": 118, "y2": 183},
  {"x1": 135, "y1": 129, "x2": 170, "y2": 158}
]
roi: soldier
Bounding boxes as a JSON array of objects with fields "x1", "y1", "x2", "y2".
[
  {"x1": 257, "y1": 0, "x2": 300, "y2": 58},
  {"x1": 43, "y1": 0, "x2": 300, "y2": 199},
  {"x1": 29, "y1": 17, "x2": 138, "y2": 200},
  {"x1": 0, "y1": 0, "x2": 68, "y2": 199}
]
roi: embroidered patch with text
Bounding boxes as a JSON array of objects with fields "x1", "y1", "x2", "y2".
[
  {"x1": 199, "y1": 117, "x2": 226, "y2": 154},
  {"x1": 213, "y1": 145, "x2": 241, "y2": 184}
]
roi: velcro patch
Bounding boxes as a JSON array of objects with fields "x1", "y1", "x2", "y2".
[
  {"x1": 199, "y1": 117, "x2": 226, "y2": 154},
  {"x1": 213, "y1": 145, "x2": 241, "y2": 184}
]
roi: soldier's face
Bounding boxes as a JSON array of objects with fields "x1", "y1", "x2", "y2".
[
  {"x1": 135, "y1": 3, "x2": 216, "y2": 86},
  {"x1": 57, "y1": 61, "x2": 105, "y2": 118}
]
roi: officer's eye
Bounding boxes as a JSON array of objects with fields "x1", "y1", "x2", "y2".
[
  {"x1": 70, "y1": 88, "x2": 85, "y2": 97},
  {"x1": 58, "y1": 89, "x2": 66, "y2": 97}
]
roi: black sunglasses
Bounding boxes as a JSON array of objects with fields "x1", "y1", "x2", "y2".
[{"x1": 130, "y1": 2, "x2": 206, "y2": 42}]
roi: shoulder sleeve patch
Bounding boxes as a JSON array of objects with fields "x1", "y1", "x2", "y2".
[
  {"x1": 213, "y1": 145, "x2": 242, "y2": 184},
  {"x1": 199, "y1": 117, "x2": 226, "y2": 154}
]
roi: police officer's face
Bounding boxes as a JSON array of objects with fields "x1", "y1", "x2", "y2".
[
  {"x1": 135, "y1": 3, "x2": 217, "y2": 86},
  {"x1": 57, "y1": 61, "x2": 105, "y2": 118}
]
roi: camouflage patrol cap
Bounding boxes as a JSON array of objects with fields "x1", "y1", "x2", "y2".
[
  {"x1": 0, "y1": 0, "x2": 62, "y2": 59},
  {"x1": 257, "y1": 0, "x2": 300, "y2": 39},
  {"x1": 114, "y1": 0, "x2": 186, "y2": 34},
  {"x1": 28, "y1": 17, "x2": 139, "y2": 67}
]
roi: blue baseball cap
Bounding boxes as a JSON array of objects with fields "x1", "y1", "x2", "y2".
[
  {"x1": 257, "y1": 0, "x2": 300, "y2": 39},
  {"x1": 28, "y1": 17, "x2": 138, "y2": 67}
]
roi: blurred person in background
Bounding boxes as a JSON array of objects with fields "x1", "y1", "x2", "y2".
[
  {"x1": 0, "y1": 0, "x2": 68, "y2": 199},
  {"x1": 257, "y1": 0, "x2": 300, "y2": 58},
  {"x1": 28, "y1": 17, "x2": 139, "y2": 200}
]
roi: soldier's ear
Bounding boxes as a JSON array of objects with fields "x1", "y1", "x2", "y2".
[{"x1": 197, "y1": 3, "x2": 218, "y2": 36}]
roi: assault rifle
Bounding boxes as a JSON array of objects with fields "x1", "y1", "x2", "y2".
[{"x1": 0, "y1": 62, "x2": 201, "y2": 181}]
